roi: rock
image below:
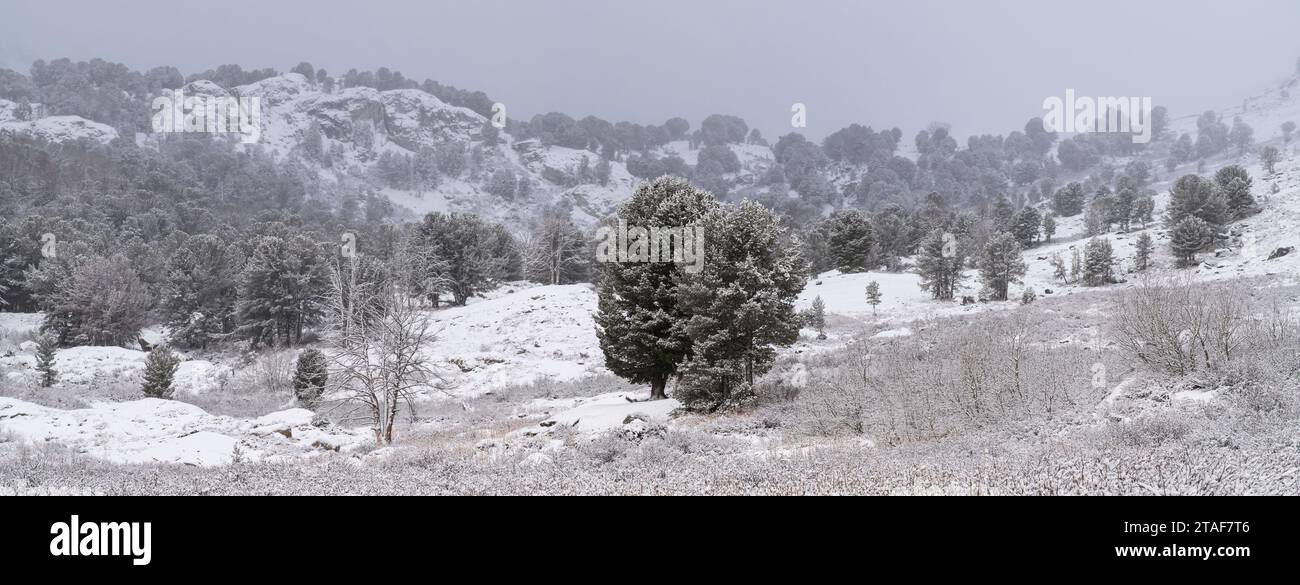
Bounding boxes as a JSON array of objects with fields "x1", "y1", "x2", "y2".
[
  {"x1": 311, "y1": 440, "x2": 340, "y2": 452},
  {"x1": 18, "y1": 341, "x2": 37, "y2": 353},
  {"x1": 1267, "y1": 246, "x2": 1294, "y2": 260},
  {"x1": 1044, "y1": 288, "x2": 1053, "y2": 295},
  {"x1": 539, "y1": 420, "x2": 557, "y2": 427}
]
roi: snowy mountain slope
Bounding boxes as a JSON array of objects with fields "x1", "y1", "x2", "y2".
[
  {"x1": 0, "y1": 98, "x2": 118, "y2": 144},
  {"x1": 135, "y1": 72, "x2": 658, "y2": 226}
]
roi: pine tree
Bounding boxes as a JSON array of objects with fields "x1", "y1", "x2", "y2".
[
  {"x1": 1051, "y1": 182, "x2": 1087, "y2": 217},
  {"x1": 162, "y1": 234, "x2": 242, "y2": 349},
  {"x1": 1113, "y1": 186, "x2": 1136, "y2": 231},
  {"x1": 865, "y1": 281, "x2": 882, "y2": 315},
  {"x1": 916, "y1": 229, "x2": 965, "y2": 301},
  {"x1": 411, "y1": 213, "x2": 506, "y2": 306},
  {"x1": 237, "y1": 235, "x2": 330, "y2": 348},
  {"x1": 824, "y1": 210, "x2": 873, "y2": 272},
  {"x1": 35, "y1": 333, "x2": 57, "y2": 388},
  {"x1": 673, "y1": 200, "x2": 806, "y2": 410},
  {"x1": 992, "y1": 195, "x2": 1015, "y2": 232},
  {"x1": 1134, "y1": 232, "x2": 1154, "y2": 272},
  {"x1": 595, "y1": 177, "x2": 718, "y2": 400},
  {"x1": 808, "y1": 296, "x2": 827, "y2": 339},
  {"x1": 292, "y1": 348, "x2": 329, "y2": 408},
  {"x1": 141, "y1": 346, "x2": 182, "y2": 399},
  {"x1": 978, "y1": 232, "x2": 1026, "y2": 301},
  {"x1": 1041, "y1": 214, "x2": 1057, "y2": 242},
  {"x1": 32, "y1": 254, "x2": 153, "y2": 347},
  {"x1": 1214, "y1": 165, "x2": 1256, "y2": 220},
  {"x1": 1165, "y1": 174, "x2": 1227, "y2": 229},
  {"x1": 1082, "y1": 238, "x2": 1116, "y2": 287},
  {"x1": 677, "y1": 201, "x2": 806, "y2": 403},
  {"x1": 1130, "y1": 197, "x2": 1155, "y2": 228},
  {"x1": 1170, "y1": 217, "x2": 1210, "y2": 267},
  {"x1": 1069, "y1": 247, "x2": 1083, "y2": 284},
  {"x1": 1011, "y1": 206, "x2": 1041, "y2": 247}
]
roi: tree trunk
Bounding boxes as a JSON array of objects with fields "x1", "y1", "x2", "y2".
[{"x1": 649, "y1": 376, "x2": 667, "y2": 400}]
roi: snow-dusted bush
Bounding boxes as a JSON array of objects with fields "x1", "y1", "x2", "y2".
[
  {"x1": 1114, "y1": 277, "x2": 1293, "y2": 377},
  {"x1": 249, "y1": 349, "x2": 296, "y2": 395},
  {"x1": 1098, "y1": 414, "x2": 1190, "y2": 448},
  {"x1": 793, "y1": 310, "x2": 1116, "y2": 444}
]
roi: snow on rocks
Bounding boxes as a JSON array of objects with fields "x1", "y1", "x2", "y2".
[
  {"x1": 171, "y1": 360, "x2": 232, "y2": 396},
  {"x1": 538, "y1": 391, "x2": 678, "y2": 434},
  {"x1": 487, "y1": 391, "x2": 679, "y2": 454},
  {"x1": 0, "y1": 107, "x2": 118, "y2": 145},
  {"x1": 0, "y1": 397, "x2": 365, "y2": 466},
  {"x1": 1172, "y1": 389, "x2": 1217, "y2": 404}
]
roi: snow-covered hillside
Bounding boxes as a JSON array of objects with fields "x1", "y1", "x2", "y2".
[{"x1": 0, "y1": 98, "x2": 118, "y2": 144}]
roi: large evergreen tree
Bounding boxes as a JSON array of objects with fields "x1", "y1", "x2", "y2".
[
  {"x1": 35, "y1": 254, "x2": 152, "y2": 347},
  {"x1": 237, "y1": 235, "x2": 330, "y2": 348},
  {"x1": 411, "y1": 212, "x2": 507, "y2": 306},
  {"x1": 1010, "y1": 206, "x2": 1041, "y2": 247},
  {"x1": 1165, "y1": 174, "x2": 1227, "y2": 230},
  {"x1": 162, "y1": 234, "x2": 243, "y2": 349},
  {"x1": 595, "y1": 177, "x2": 718, "y2": 400},
  {"x1": 1214, "y1": 165, "x2": 1256, "y2": 220},
  {"x1": 675, "y1": 200, "x2": 806, "y2": 410},
  {"x1": 1051, "y1": 182, "x2": 1087, "y2": 217}
]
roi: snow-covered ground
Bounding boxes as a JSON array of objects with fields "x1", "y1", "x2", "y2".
[
  {"x1": 4, "y1": 68, "x2": 1300, "y2": 495},
  {"x1": 423, "y1": 282, "x2": 604, "y2": 395},
  {"x1": 0, "y1": 397, "x2": 363, "y2": 465}
]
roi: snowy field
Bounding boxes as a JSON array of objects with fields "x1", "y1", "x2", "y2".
[{"x1": 4, "y1": 72, "x2": 1300, "y2": 495}]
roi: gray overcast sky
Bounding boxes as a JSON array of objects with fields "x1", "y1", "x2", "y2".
[{"x1": 3, "y1": 0, "x2": 1299, "y2": 141}]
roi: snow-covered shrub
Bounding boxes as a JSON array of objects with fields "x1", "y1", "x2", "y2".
[
  {"x1": 1114, "y1": 278, "x2": 1292, "y2": 377},
  {"x1": 249, "y1": 349, "x2": 296, "y2": 395},
  {"x1": 1098, "y1": 414, "x2": 1190, "y2": 448},
  {"x1": 292, "y1": 349, "x2": 328, "y2": 408}
]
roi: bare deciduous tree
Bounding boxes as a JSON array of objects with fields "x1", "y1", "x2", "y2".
[{"x1": 324, "y1": 256, "x2": 451, "y2": 444}]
